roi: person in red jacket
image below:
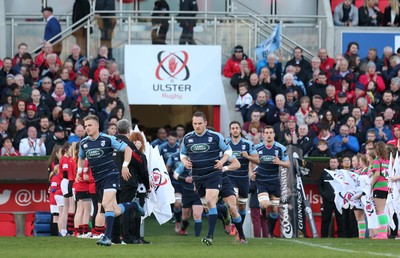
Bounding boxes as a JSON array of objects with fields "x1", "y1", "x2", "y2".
[
  {"x1": 387, "y1": 124, "x2": 400, "y2": 146},
  {"x1": 358, "y1": 62, "x2": 386, "y2": 93},
  {"x1": 318, "y1": 47, "x2": 335, "y2": 76},
  {"x1": 223, "y1": 45, "x2": 256, "y2": 78}
]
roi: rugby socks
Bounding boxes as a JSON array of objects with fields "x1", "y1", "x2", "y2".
[
  {"x1": 268, "y1": 212, "x2": 279, "y2": 237},
  {"x1": 232, "y1": 216, "x2": 245, "y2": 240},
  {"x1": 104, "y1": 211, "x2": 115, "y2": 238},
  {"x1": 67, "y1": 213, "x2": 75, "y2": 235},
  {"x1": 207, "y1": 207, "x2": 218, "y2": 239},
  {"x1": 357, "y1": 221, "x2": 366, "y2": 239},
  {"x1": 82, "y1": 224, "x2": 89, "y2": 234},
  {"x1": 238, "y1": 209, "x2": 246, "y2": 222},
  {"x1": 182, "y1": 220, "x2": 190, "y2": 230},
  {"x1": 94, "y1": 225, "x2": 105, "y2": 235},
  {"x1": 217, "y1": 203, "x2": 228, "y2": 220},
  {"x1": 377, "y1": 212, "x2": 388, "y2": 235},
  {"x1": 118, "y1": 203, "x2": 126, "y2": 215},
  {"x1": 133, "y1": 216, "x2": 141, "y2": 239},
  {"x1": 174, "y1": 207, "x2": 182, "y2": 223},
  {"x1": 194, "y1": 220, "x2": 202, "y2": 237}
]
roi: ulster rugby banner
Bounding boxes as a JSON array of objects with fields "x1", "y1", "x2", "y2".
[{"x1": 124, "y1": 45, "x2": 225, "y2": 105}]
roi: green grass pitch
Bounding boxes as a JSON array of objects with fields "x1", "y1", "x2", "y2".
[{"x1": 1, "y1": 217, "x2": 400, "y2": 258}]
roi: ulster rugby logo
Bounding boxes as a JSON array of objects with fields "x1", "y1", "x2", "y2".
[{"x1": 155, "y1": 51, "x2": 190, "y2": 81}]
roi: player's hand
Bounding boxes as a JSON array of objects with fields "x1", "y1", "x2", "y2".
[
  {"x1": 214, "y1": 159, "x2": 224, "y2": 170},
  {"x1": 273, "y1": 155, "x2": 281, "y2": 166},
  {"x1": 249, "y1": 171, "x2": 256, "y2": 181},
  {"x1": 241, "y1": 151, "x2": 249, "y2": 159},
  {"x1": 185, "y1": 176, "x2": 193, "y2": 183},
  {"x1": 121, "y1": 167, "x2": 132, "y2": 181},
  {"x1": 183, "y1": 159, "x2": 192, "y2": 169},
  {"x1": 134, "y1": 140, "x2": 142, "y2": 150}
]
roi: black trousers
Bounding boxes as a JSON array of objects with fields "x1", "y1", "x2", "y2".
[
  {"x1": 321, "y1": 200, "x2": 344, "y2": 237},
  {"x1": 342, "y1": 208, "x2": 358, "y2": 238}
]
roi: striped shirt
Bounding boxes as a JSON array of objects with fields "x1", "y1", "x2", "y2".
[{"x1": 372, "y1": 157, "x2": 389, "y2": 191}]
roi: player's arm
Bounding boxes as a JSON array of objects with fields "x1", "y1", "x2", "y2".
[
  {"x1": 242, "y1": 151, "x2": 259, "y2": 165},
  {"x1": 180, "y1": 140, "x2": 192, "y2": 169},
  {"x1": 248, "y1": 160, "x2": 257, "y2": 180},
  {"x1": 222, "y1": 156, "x2": 240, "y2": 172},
  {"x1": 215, "y1": 134, "x2": 232, "y2": 170},
  {"x1": 273, "y1": 145, "x2": 290, "y2": 168},
  {"x1": 121, "y1": 145, "x2": 133, "y2": 181}
]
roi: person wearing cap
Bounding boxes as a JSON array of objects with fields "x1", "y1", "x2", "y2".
[
  {"x1": 28, "y1": 64, "x2": 41, "y2": 85},
  {"x1": 333, "y1": 91, "x2": 353, "y2": 124},
  {"x1": 177, "y1": 0, "x2": 198, "y2": 45},
  {"x1": 352, "y1": 81, "x2": 372, "y2": 106},
  {"x1": 91, "y1": 46, "x2": 115, "y2": 77},
  {"x1": 359, "y1": 61, "x2": 385, "y2": 93},
  {"x1": 284, "y1": 47, "x2": 311, "y2": 86},
  {"x1": 284, "y1": 88, "x2": 299, "y2": 111},
  {"x1": 41, "y1": 6, "x2": 62, "y2": 55},
  {"x1": 308, "y1": 71, "x2": 329, "y2": 100},
  {"x1": 19, "y1": 126, "x2": 46, "y2": 156},
  {"x1": 45, "y1": 125, "x2": 67, "y2": 155},
  {"x1": 25, "y1": 103, "x2": 40, "y2": 129},
  {"x1": 72, "y1": 96, "x2": 97, "y2": 122},
  {"x1": 223, "y1": 45, "x2": 256, "y2": 78}
]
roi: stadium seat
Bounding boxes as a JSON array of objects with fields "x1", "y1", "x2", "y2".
[
  {"x1": 0, "y1": 213, "x2": 16, "y2": 236},
  {"x1": 331, "y1": 0, "x2": 343, "y2": 12},
  {"x1": 378, "y1": 0, "x2": 389, "y2": 12},
  {"x1": 25, "y1": 213, "x2": 35, "y2": 237},
  {"x1": 354, "y1": 0, "x2": 364, "y2": 8}
]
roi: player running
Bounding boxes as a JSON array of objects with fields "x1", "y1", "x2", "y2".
[{"x1": 250, "y1": 126, "x2": 290, "y2": 238}]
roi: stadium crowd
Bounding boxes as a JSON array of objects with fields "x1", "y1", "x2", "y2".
[{"x1": 2, "y1": 0, "x2": 400, "y2": 244}]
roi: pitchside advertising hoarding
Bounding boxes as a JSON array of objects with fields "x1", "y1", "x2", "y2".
[{"x1": 0, "y1": 183, "x2": 49, "y2": 212}]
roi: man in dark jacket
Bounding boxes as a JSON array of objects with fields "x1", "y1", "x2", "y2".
[
  {"x1": 151, "y1": 0, "x2": 170, "y2": 44},
  {"x1": 113, "y1": 119, "x2": 150, "y2": 244},
  {"x1": 318, "y1": 157, "x2": 344, "y2": 238},
  {"x1": 177, "y1": 0, "x2": 198, "y2": 45},
  {"x1": 72, "y1": 0, "x2": 91, "y2": 56},
  {"x1": 95, "y1": 0, "x2": 116, "y2": 56}
]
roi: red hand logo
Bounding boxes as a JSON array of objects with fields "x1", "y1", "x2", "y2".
[{"x1": 169, "y1": 57, "x2": 177, "y2": 73}]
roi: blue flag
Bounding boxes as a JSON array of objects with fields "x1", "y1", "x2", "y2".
[{"x1": 255, "y1": 23, "x2": 281, "y2": 61}]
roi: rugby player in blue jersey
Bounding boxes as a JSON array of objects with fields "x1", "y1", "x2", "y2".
[
  {"x1": 250, "y1": 125, "x2": 290, "y2": 238},
  {"x1": 180, "y1": 112, "x2": 233, "y2": 246},
  {"x1": 76, "y1": 115, "x2": 144, "y2": 246},
  {"x1": 225, "y1": 121, "x2": 259, "y2": 235}
]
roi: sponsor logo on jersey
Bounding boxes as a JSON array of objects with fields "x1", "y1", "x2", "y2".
[
  {"x1": 242, "y1": 145, "x2": 246, "y2": 150},
  {"x1": 260, "y1": 155, "x2": 275, "y2": 162},
  {"x1": 190, "y1": 143, "x2": 210, "y2": 153},
  {"x1": 275, "y1": 150, "x2": 279, "y2": 156},
  {"x1": 86, "y1": 148, "x2": 104, "y2": 158},
  {"x1": 233, "y1": 151, "x2": 242, "y2": 157},
  {"x1": 101, "y1": 140, "x2": 105, "y2": 147},
  {"x1": 188, "y1": 139, "x2": 193, "y2": 143},
  {"x1": 83, "y1": 144, "x2": 88, "y2": 149}
]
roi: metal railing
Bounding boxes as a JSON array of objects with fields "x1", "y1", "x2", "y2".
[{"x1": 5, "y1": 10, "x2": 326, "y2": 63}]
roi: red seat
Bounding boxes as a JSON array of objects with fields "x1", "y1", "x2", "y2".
[
  {"x1": 0, "y1": 213, "x2": 16, "y2": 237},
  {"x1": 331, "y1": 0, "x2": 343, "y2": 12},
  {"x1": 378, "y1": 0, "x2": 389, "y2": 12},
  {"x1": 25, "y1": 213, "x2": 35, "y2": 237},
  {"x1": 354, "y1": 0, "x2": 364, "y2": 8}
]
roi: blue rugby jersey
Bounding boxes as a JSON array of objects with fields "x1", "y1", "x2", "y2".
[
  {"x1": 79, "y1": 133, "x2": 127, "y2": 182},
  {"x1": 174, "y1": 162, "x2": 194, "y2": 191},
  {"x1": 159, "y1": 141, "x2": 179, "y2": 164},
  {"x1": 226, "y1": 137, "x2": 257, "y2": 178},
  {"x1": 254, "y1": 141, "x2": 288, "y2": 181},
  {"x1": 166, "y1": 152, "x2": 181, "y2": 174},
  {"x1": 181, "y1": 129, "x2": 231, "y2": 178}
]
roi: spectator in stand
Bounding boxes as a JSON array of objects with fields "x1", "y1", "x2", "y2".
[
  {"x1": 259, "y1": 67, "x2": 278, "y2": 99},
  {"x1": 331, "y1": 124, "x2": 359, "y2": 157},
  {"x1": 246, "y1": 90, "x2": 273, "y2": 124},
  {"x1": 387, "y1": 124, "x2": 400, "y2": 146},
  {"x1": 383, "y1": 107, "x2": 397, "y2": 128},
  {"x1": 95, "y1": 0, "x2": 116, "y2": 56},
  {"x1": 306, "y1": 56, "x2": 322, "y2": 83},
  {"x1": 14, "y1": 74, "x2": 31, "y2": 102},
  {"x1": 343, "y1": 42, "x2": 359, "y2": 60},
  {"x1": 12, "y1": 43, "x2": 28, "y2": 67},
  {"x1": 72, "y1": 0, "x2": 91, "y2": 56},
  {"x1": 41, "y1": 7, "x2": 62, "y2": 55},
  {"x1": 242, "y1": 110, "x2": 266, "y2": 137},
  {"x1": 106, "y1": 61, "x2": 125, "y2": 91},
  {"x1": 296, "y1": 124, "x2": 312, "y2": 156},
  {"x1": 235, "y1": 82, "x2": 253, "y2": 121},
  {"x1": 1, "y1": 137, "x2": 21, "y2": 156},
  {"x1": 0, "y1": 57, "x2": 17, "y2": 86},
  {"x1": 248, "y1": 73, "x2": 264, "y2": 100},
  {"x1": 284, "y1": 65, "x2": 307, "y2": 96},
  {"x1": 375, "y1": 90, "x2": 399, "y2": 116},
  {"x1": 310, "y1": 139, "x2": 331, "y2": 157},
  {"x1": 223, "y1": 45, "x2": 256, "y2": 78},
  {"x1": 45, "y1": 125, "x2": 67, "y2": 155},
  {"x1": 285, "y1": 88, "x2": 299, "y2": 111},
  {"x1": 329, "y1": 58, "x2": 356, "y2": 92},
  {"x1": 278, "y1": 73, "x2": 303, "y2": 99},
  {"x1": 51, "y1": 80, "x2": 73, "y2": 110},
  {"x1": 346, "y1": 115, "x2": 364, "y2": 146},
  {"x1": 371, "y1": 115, "x2": 393, "y2": 143},
  {"x1": 90, "y1": 46, "x2": 114, "y2": 78},
  {"x1": 60, "y1": 109, "x2": 75, "y2": 137},
  {"x1": 25, "y1": 103, "x2": 40, "y2": 129},
  {"x1": 230, "y1": 59, "x2": 251, "y2": 93},
  {"x1": 28, "y1": 64, "x2": 40, "y2": 85},
  {"x1": 284, "y1": 47, "x2": 311, "y2": 86},
  {"x1": 92, "y1": 81, "x2": 109, "y2": 112},
  {"x1": 359, "y1": 62, "x2": 385, "y2": 94},
  {"x1": 107, "y1": 122, "x2": 117, "y2": 136},
  {"x1": 384, "y1": 0, "x2": 400, "y2": 27},
  {"x1": 273, "y1": 108, "x2": 290, "y2": 141},
  {"x1": 318, "y1": 48, "x2": 335, "y2": 75},
  {"x1": 280, "y1": 115, "x2": 298, "y2": 145},
  {"x1": 349, "y1": 54, "x2": 361, "y2": 80},
  {"x1": 63, "y1": 60, "x2": 77, "y2": 81},
  {"x1": 30, "y1": 89, "x2": 51, "y2": 118},
  {"x1": 13, "y1": 99, "x2": 27, "y2": 119},
  {"x1": 333, "y1": 91, "x2": 353, "y2": 124},
  {"x1": 98, "y1": 97, "x2": 117, "y2": 132},
  {"x1": 151, "y1": 0, "x2": 170, "y2": 45},
  {"x1": 360, "y1": 48, "x2": 381, "y2": 72},
  {"x1": 323, "y1": 85, "x2": 338, "y2": 110},
  {"x1": 13, "y1": 117, "x2": 28, "y2": 150},
  {"x1": 35, "y1": 42, "x2": 62, "y2": 69},
  {"x1": 308, "y1": 71, "x2": 329, "y2": 99},
  {"x1": 358, "y1": 0, "x2": 382, "y2": 26},
  {"x1": 0, "y1": 117, "x2": 11, "y2": 144},
  {"x1": 38, "y1": 116, "x2": 51, "y2": 140},
  {"x1": 311, "y1": 94, "x2": 326, "y2": 119},
  {"x1": 65, "y1": 44, "x2": 85, "y2": 71},
  {"x1": 151, "y1": 127, "x2": 167, "y2": 147},
  {"x1": 295, "y1": 96, "x2": 311, "y2": 126},
  {"x1": 19, "y1": 126, "x2": 46, "y2": 156},
  {"x1": 312, "y1": 122, "x2": 337, "y2": 154},
  {"x1": 177, "y1": 0, "x2": 198, "y2": 45},
  {"x1": 321, "y1": 109, "x2": 338, "y2": 134},
  {"x1": 245, "y1": 121, "x2": 263, "y2": 143},
  {"x1": 390, "y1": 77, "x2": 400, "y2": 103},
  {"x1": 380, "y1": 47, "x2": 396, "y2": 78},
  {"x1": 72, "y1": 96, "x2": 97, "y2": 122},
  {"x1": 256, "y1": 51, "x2": 282, "y2": 85},
  {"x1": 68, "y1": 124, "x2": 85, "y2": 143},
  {"x1": 40, "y1": 53, "x2": 60, "y2": 80},
  {"x1": 306, "y1": 109, "x2": 321, "y2": 138},
  {"x1": 334, "y1": 0, "x2": 359, "y2": 26}
]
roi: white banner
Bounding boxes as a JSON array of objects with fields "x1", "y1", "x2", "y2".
[{"x1": 124, "y1": 45, "x2": 225, "y2": 105}]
